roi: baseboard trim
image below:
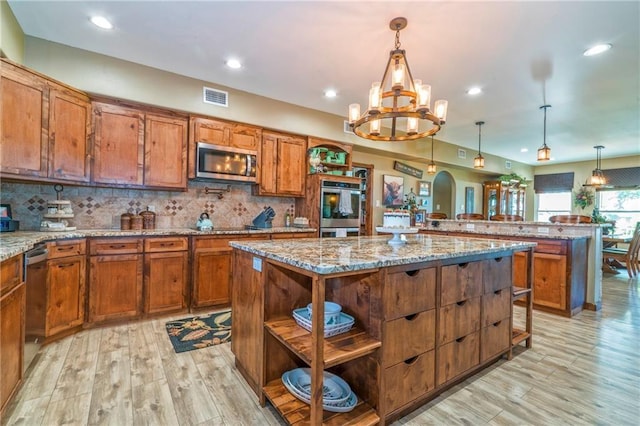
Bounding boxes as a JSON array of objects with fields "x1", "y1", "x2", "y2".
[{"x1": 584, "y1": 301, "x2": 602, "y2": 311}]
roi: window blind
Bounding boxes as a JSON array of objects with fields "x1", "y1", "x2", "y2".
[
  {"x1": 534, "y1": 172, "x2": 574, "y2": 193},
  {"x1": 598, "y1": 167, "x2": 640, "y2": 189}
]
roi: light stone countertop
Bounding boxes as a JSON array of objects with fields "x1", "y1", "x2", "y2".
[
  {"x1": 0, "y1": 227, "x2": 316, "y2": 262},
  {"x1": 230, "y1": 234, "x2": 537, "y2": 275}
]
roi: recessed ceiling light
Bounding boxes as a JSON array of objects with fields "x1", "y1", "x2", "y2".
[
  {"x1": 466, "y1": 87, "x2": 482, "y2": 95},
  {"x1": 520, "y1": 148, "x2": 529, "y2": 153},
  {"x1": 324, "y1": 89, "x2": 337, "y2": 98},
  {"x1": 90, "y1": 16, "x2": 113, "y2": 30},
  {"x1": 583, "y1": 43, "x2": 612, "y2": 57},
  {"x1": 226, "y1": 59, "x2": 242, "y2": 69}
]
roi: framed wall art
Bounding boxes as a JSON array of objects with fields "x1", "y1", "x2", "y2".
[
  {"x1": 418, "y1": 181, "x2": 431, "y2": 197},
  {"x1": 383, "y1": 175, "x2": 404, "y2": 206}
]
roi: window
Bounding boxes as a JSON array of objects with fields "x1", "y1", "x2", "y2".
[
  {"x1": 597, "y1": 189, "x2": 640, "y2": 234},
  {"x1": 536, "y1": 192, "x2": 571, "y2": 222}
]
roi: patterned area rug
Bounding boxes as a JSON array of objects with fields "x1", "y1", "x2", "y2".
[{"x1": 165, "y1": 310, "x2": 231, "y2": 353}]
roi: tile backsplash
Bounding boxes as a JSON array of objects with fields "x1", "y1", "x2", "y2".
[{"x1": 1, "y1": 180, "x2": 297, "y2": 230}]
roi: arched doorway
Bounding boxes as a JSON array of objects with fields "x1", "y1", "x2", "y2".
[{"x1": 432, "y1": 171, "x2": 456, "y2": 219}]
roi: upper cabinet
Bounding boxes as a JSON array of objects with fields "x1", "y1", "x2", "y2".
[
  {"x1": 188, "y1": 116, "x2": 262, "y2": 178},
  {"x1": 254, "y1": 130, "x2": 306, "y2": 197},
  {"x1": 307, "y1": 137, "x2": 353, "y2": 175},
  {"x1": 92, "y1": 101, "x2": 188, "y2": 190},
  {"x1": 483, "y1": 181, "x2": 526, "y2": 218},
  {"x1": 1, "y1": 59, "x2": 91, "y2": 182}
]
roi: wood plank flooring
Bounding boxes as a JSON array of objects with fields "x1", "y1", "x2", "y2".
[{"x1": 3, "y1": 272, "x2": 638, "y2": 425}]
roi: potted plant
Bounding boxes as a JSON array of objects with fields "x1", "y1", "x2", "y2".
[{"x1": 591, "y1": 208, "x2": 615, "y2": 235}]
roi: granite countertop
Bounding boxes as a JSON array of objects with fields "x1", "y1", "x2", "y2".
[
  {"x1": 230, "y1": 234, "x2": 537, "y2": 275},
  {"x1": 0, "y1": 227, "x2": 316, "y2": 262},
  {"x1": 419, "y1": 226, "x2": 591, "y2": 240}
]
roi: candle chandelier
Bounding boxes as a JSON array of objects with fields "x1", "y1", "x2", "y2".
[
  {"x1": 348, "y1": 17, "x2": 448, "y2": 142},
  {"x1": 583, "y1": 145, "x2": 608, "y2": 187},
  {"x1": 537, "y1": 105, "x2": 552, "y2": 161},
  {"x1": 474, "y1": 121, "x2": 485, "y2": 169}
]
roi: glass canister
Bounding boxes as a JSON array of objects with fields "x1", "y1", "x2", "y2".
[
  {"x1": 141, "y1": 210, "x2": 156, "y2": 229},
  {"x1": 120, "y1": 212, "x2": 132, "y2": 230}
]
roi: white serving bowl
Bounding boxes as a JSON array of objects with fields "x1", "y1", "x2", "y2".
[{"x1": 307, "y1": 301, "x2": 342, "y2": 326}]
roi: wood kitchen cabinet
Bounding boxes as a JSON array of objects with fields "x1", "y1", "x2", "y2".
[
  {"x1": 187, "y1": 116, "x2": 262, "y2": 178},
  {"x1": 483, "y1": 180, "x2": 526, "y2": 218},
  {"x1": 254, "y1": 130, "x2": 307, "y2": 197},
  {"x1": 26, "y1": 239, "x2": 86, "y2": 340},
  {"x1": 88, "y1": 238, "x2": 143, "y2": 324},
  {"x1": 1, "y1": 58, "x2": 91, "y2": 183},
  {"x1": 92, "y1": 101, "x2": 188, "y2": 189},
  {"x1": 144, "y1": 237, "x2": 189, "y2": 315},
  {"x1": 1, "y1": 254, "x2": 25, "y2": 417}
]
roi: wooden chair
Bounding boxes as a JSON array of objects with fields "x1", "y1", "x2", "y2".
[
  {"x1": 549, "y1": 215, "x2": 592, "y2": 224},
  {"x1": 425, "y1": 213, "x2": 448, "y2": 219},
  {"x1": 603, "y1": 222, "x2": 640, "y2": 278},
  {"x1": 456, "y1": 213, "x2": 485, "y2": 220},
  {"x1": 490, "y1": 214, "x2": 524, "y2": 222}
]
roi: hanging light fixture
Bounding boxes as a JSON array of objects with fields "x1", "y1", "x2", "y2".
[
  {"x1": 348, "y1": 17, "x2": 448, "y2": 141},
  {"x1": 473, "y1": 121, "x2": 485, "y2": 169},
  {"x1": 583, "y1": 145, "x2": 607, "y2": 187},
  {"x1": 537, "y1": 105, "x2": 552, "y2": 161},
  {"x1": 427, "y1": 135, "x2": 437, "y2": 175}
]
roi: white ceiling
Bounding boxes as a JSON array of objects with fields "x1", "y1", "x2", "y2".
[{"x1": 8, "y1": 1, "x2": 640, "y2": 166}]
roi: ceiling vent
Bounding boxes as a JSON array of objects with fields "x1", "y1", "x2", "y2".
[
  {"x1": 343, "y1": 120, "x2": 354, "y2": 134},
  {"x1": 203, "y1": 86, "x2": 228, "y2": 107}
]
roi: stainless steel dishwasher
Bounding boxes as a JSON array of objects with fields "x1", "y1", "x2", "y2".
[{"x1": 24, "y1": 243, "x2": 48, "y2": 371}]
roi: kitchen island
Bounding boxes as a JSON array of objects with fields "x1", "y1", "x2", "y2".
[{"x1": 229, "y1": 234, "x2": 536, "y2": 425}]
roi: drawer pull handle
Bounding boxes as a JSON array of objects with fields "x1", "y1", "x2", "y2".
[
  {"x1": 404, "y1": 313, "x2": 418, "y2": 321},
  {"x1": 494, "y1": 289, "x2": 502, "y2": 295},
  {"x1": 493, "y1": 321, "x2": 502, "y2": 327},
  {"x1": 160, "y1": 243, "x2": 174, "y2": 247},
  {"x1": 109, "y1": 244, "x2": 126, "y2": 249},
  {"x1": 57, "y1": 263, "x2": 74, "y2": 268},
  {"x1": 404, "y1": 356, "x2": 419, "y2": 365},
  {"x1": 494, "y1": 257, "x2": 504, "y2": 263},
  {"x1": 57, "y1": 246, "x2": 74, "y2": 251},
  {"x1": 405, "y1": 270, "x2": 419, "y2": 277},
  {"x1": 456, "y1": 300, "x2": 467, "y2": 306},
  {"x1": 458, "y1": 262, "x2": 469, "y2": 269},
  {"x1": 456, "y1": 336, "x2": 467, "y2": 343}
]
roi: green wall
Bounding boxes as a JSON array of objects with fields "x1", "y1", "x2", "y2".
[{"x1": 0, "y1": 1, "x2": 25, "y2": 62}]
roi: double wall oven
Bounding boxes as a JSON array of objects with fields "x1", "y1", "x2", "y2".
[{"x1": 319, "y1": 179, "x2": 361, "y2": 237}]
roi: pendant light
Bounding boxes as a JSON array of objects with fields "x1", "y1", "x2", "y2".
[
  {"x1": 583, "y1": 145, "x2": 607, "y2": 187},
  {"x1": 537, "y1": 105, "x2": 552, "y2": 161},
  {"x1": 473, "y1": 121, "x2": 485, "y2": 169},
  {"x1": 427, "y1": 135, "x2": 437, "y2": 175}
]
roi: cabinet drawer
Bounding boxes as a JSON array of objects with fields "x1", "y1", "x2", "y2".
[
  {"x1": 437, "y1": 331, "x2": 480, "y2": 386},
  {"x1": 144, "y1": 237, "x2": 188, "y2": 253},
  {"x1": 481, "y1": 319, "x2": 510, "y2": 362},
  {"x1": 1, "y1": 254, "x2": 23, "y2": 296},
  {"x1": 534, "y1": 240, "x2": 567, "y2": 255},
  {"x1": 482, "y1": 256, "x2": 512, "y2": 293},
  {"x1": 482, "y1": 288, "x2": 511, "y2": 326},
  {"x1": 90, "y1": 238, "x2": 143, "y2": 255},
  {"x1": 48, "y1": 239, "x2": 86, "y2": 259},
  {"x1": 438, "y1": 296, "x2": 480, "y2": 345},
  {"x1": 441, "y1": 262, "x2": 483, "y2": 306},
  {"x1": 383, "y1": 350, "x2": 435, "y2": 414},
  {"x1": 382, "y1": 310, "x2": 435, "y2": 366},
  {"x1": 384, "y1": 267, "x2": 436, "y2": 320}
]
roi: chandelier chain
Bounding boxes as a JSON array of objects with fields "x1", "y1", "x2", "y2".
[{"x1": 395, "y1": 27, "x2": 401, "y2": 49}]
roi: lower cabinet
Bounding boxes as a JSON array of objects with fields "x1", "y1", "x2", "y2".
[
  {"x1": 144, "y1": 237, "x2": 188, "y2": 315},
  {"x1": 26, "y1": 239, "x2": 86, "y2": 339},
  {"x1": 88, "y1": 238, "x2": 143, "y2": 323},
  {"x1": 0, "y1": 254, "x2": 25, "y2": 416}
]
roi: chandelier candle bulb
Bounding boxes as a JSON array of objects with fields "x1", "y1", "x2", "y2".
[
  {"x1": 417, "y1": 83, "x2": 431, "y2": 111},
  {"x1": 370, "y1": 119, "x2": 381, "y2": 135},
  {"x1": 369, "y1": 82, "x2": 382, "y2": 112},
  {"x1": 348, "y1": 104, "x2": 360, "y2": 123},
  {"x1": 407, "y1": 117, "x2": 419, "y2": 134},
  {"x1": 434, "y1": 100, "x2": 448, "y2": 123},
  {"x1": 392, "y1": 62, "x2": 406, "y2": 89}
]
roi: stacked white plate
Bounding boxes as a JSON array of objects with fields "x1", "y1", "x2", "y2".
[
  {"x1": 281, "y1": 368, "x2": 357, "y2": 413},
  {"x1": 292, "y1": 308, "x2": 355, "y2": 337}
]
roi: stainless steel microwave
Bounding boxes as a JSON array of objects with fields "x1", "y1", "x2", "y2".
[{"x1": 196, "y1": 142, "x2": 257, "y2": 182}]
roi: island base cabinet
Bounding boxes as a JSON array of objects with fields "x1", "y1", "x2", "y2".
[
  {"x1": 89, "y1": 254, "x2": 143, "y2": 323},
  {"x1": 383, "y1": 350, "x2": 435, "y2": 414},
  {"x1": 481, "y1": 319, "x2": 510, "y2": 362},
  {"x1": 436, "y1": 331, "x2": 480, "y2": 386},
  {"x1": 382, "y1": 310, "x2": 435, "y2": 366},
  {"x1": 0, "y1": 282, "x2": 25, "y2": 416}
]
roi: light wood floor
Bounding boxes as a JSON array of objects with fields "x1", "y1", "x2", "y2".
[{"x1": 3, "y1": 272, "x2": 638, "y2": 426}]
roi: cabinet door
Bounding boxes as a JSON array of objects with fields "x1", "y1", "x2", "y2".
[
  {"x1": 192, "y1": 117, "x2": 229, "y2": 146},
  {"x1": 0, "y1": 283, "x2": 25, "y2": 414},
  {"x1": 513, "y1": 251, "x2": 529, "y2": 288},
  {"x1": 192, "y1": 249, "x2": 232, "y2": 308},
  {"x1": 92, "y1": 103, "x2": 144, "y2": 185},
  {"x1": 230, "y1": 124, "x2": 261, "y2": 150},
  {"x1": 276, "y1": 135, "x2": 306, "y2": 196},
  {"x1": 533, "y1": 253, "x2": 567, "y2": 310},
  {"x1": 258, "y1": 132, "x2": 278, "y2": 194},
  {"x1": 47, "y1": 255, "x2": 86, "y2": 336},
  {"x1": 144, "y1": 114, "x2": 187, "y2": 189},
  {"x1": 48, "y1": 89, "x2": 91, "y2": 182},
  {"x1": 145, "y1": 251, "x2": 188, "y2": 314},
  {"x1": 88, "y1": 254, "x2": 143, "y2": 323},
  {"x1": 1, "y1": 64, "x2": 48, "y2": 177}
]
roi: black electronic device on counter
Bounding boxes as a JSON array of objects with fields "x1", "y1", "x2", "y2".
[
  {"x1": 0, "y1": 204, "x2": 19, "y2": 232},
  {"x1": 246, "y1": 206, "x2": 275, "y2": 229}
]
